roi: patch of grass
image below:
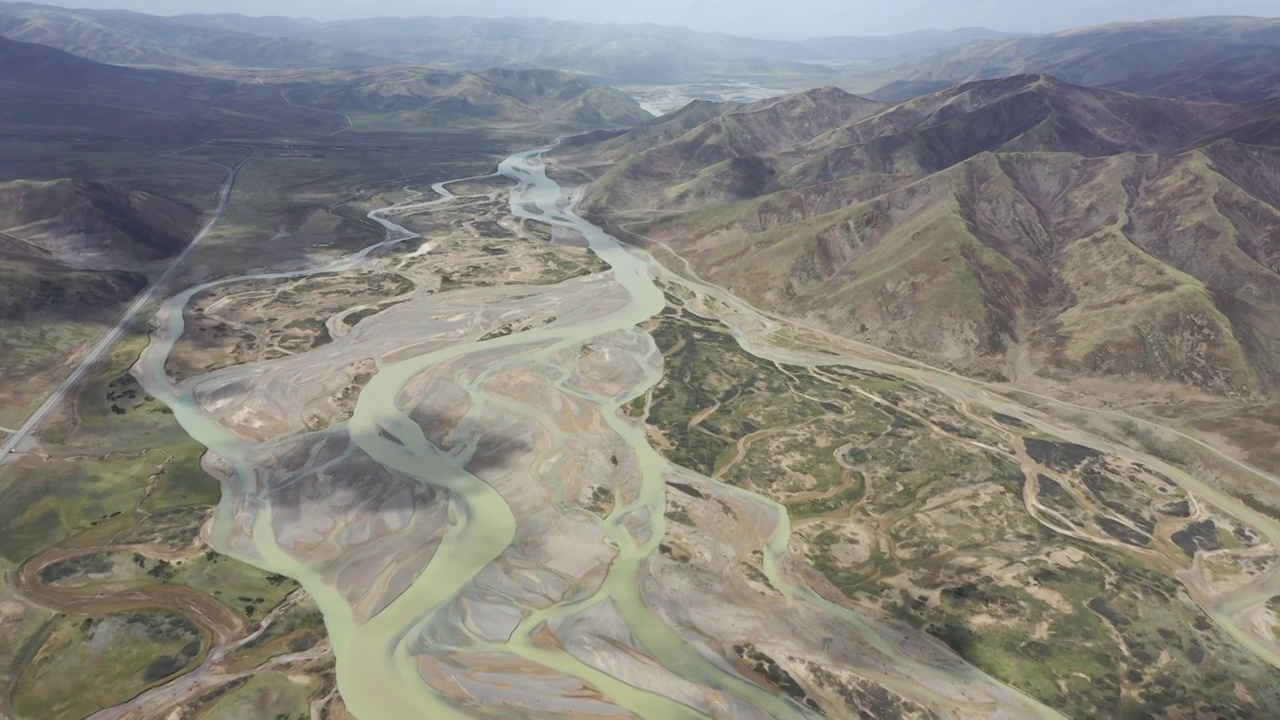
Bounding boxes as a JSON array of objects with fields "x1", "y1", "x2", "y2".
[
  {"x1": 169, "y1": 556, "x2": 300, "y2": 621},
  {"x1": 194, "y1": 671, "x2": 315, "y2": 720},
  {"x1": 0, "y1": 450, "x2": 172, "y2": 563},
  {"x1": 785, "y1": 478, "x2": 866, "y2": 518},
  {"x1": 13, "y1": 610, "x2": 204, "y2": 720},
  {"x1": 641, "y1": 307, "x2": 1280, "y2": 718},
  {"x1": 226, "y1": 601, "x2": 326, "y2": 674}
]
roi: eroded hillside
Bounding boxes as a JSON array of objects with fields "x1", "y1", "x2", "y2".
[{"x1": 558, "y1": 76, "x2": 1280, "y2": 405}]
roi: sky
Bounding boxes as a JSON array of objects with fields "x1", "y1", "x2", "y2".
[{"x1": 36, "y1": 0, "x2": 1280, "y2": 37}]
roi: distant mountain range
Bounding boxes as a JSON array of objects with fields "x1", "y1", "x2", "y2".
[
  {"x1": 799, "y1": 27, "x2": 1029, "y2": 62},
  {"x1": 8, "y1": 3, "x2": 1280, "y2": 103},
  {"x1": 561, "y1": 75, "x2": 1280, "y2": 399},
  {"x1": 0, "y1": 1, "x2": 389, "y2": 68},
  {"x1": 0, "y1": 2, "x2": 1020, "y2": 83},
  {"x1": 866, "y1": 16, "x2": 1280, "y2": 103},
  {"x1": 0, "y1": 34, "x2": 328, "y2": 140},
  {"x1": 0, "y1": 33, "x2": 650, "y2": 138},
  {"x1": 275, "y1": 66, "x2": 653, "y2": 127}
]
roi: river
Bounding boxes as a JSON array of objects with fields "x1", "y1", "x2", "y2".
[{"x1": 126, "y1": 146, "x2": 1085, "y2": 719}]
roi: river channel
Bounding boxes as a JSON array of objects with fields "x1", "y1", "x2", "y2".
[{"x1": 128, "y1": 146, "x2": 1084, "y2": 719}]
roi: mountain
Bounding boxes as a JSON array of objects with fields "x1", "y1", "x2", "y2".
[
  {"x1": 578, "y1": 86, "x2": 890, "y2": 210},
  {"x1": 0, "y1": 3, "x2": 833, "y2": 82},
  {"x1": 560, "y1": 75, "x2": 1280, "y2": 398},
  {"x1": 868, "y1": 17, "x2": 1280, "y2": 102},
  {"x1": 0, "y1": 1, "x2": 390, "y2": 68},
  {"x1": 580, "y1": 76, "x2": 1240, "y2": 209}
]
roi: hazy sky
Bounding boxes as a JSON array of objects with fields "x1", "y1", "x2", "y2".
[{"x1": 38, "y1": 0, "x2": 1280, "y2": 36}]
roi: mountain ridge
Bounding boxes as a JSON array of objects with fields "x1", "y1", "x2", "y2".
[{"x1": 558, "y1": 74, "x2": 1280, "y2": 399}]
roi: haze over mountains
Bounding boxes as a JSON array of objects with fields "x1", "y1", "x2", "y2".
[
  {"x1": 0, "y1": 33, "x2": 650, "y2": 139},
  {"x1": 562, "y1": 74, "x2": 1280, "y2": 400},
  {"x1": 9, "y1": 0, "x2": 1280, "y2": 105},
  {"x1": 867, "y1": 16, "x2": 1280, "y2": 102},
  {"x1": 0, "y1": 1, "x2": 1017, "y2": 82}
]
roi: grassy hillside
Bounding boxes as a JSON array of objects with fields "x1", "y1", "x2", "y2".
[{"x1": 0, "y1": 176, "x2": 205, "y2": 420}]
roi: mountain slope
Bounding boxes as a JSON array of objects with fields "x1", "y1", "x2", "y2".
[
  {"x1": 0, "y1": 178, "x2": 203, "y2": 399},
  {"x1": 0, "y1": 237, "x2": 146, "y2": 326},
  {"x1": 577, "y1": 76, "x2": 1243, "y2": 213},
  {"x1": 578, "y1": 86, "x2": 891, "y2": 211},
  {"x1": 0, "y1": 179, "x2": 201, "y2": 269},
  {"x1": 560, "y1": 76, "x2": 1280, "y2": 398}
]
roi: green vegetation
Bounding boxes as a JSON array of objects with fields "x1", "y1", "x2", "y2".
[
  {"x1": 0, "y1": 329, "x2": 316, "y2": 718},
  {"x1": 0, "y1": 449, "x2": 178, "y2": 563},
  {"x1": 194, "y1": 672, "x2": 315, "y2": 720},
  {"x1": 641, "y1": 310, "x2": 1280, "y2": 718},
  {"x1": 13, "y1": 610, "x2": 203, "y2": 720},
  {"x1": 226, "y1": 601, "x2": 326, "y2": 673},
  {"x1": 170, "y1": 556, "x2": 300, "y2": 620}
]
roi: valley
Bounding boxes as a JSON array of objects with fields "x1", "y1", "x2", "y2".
[{"x1": 3, "y1": 4, "x2": 1280, "y2": 720}]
